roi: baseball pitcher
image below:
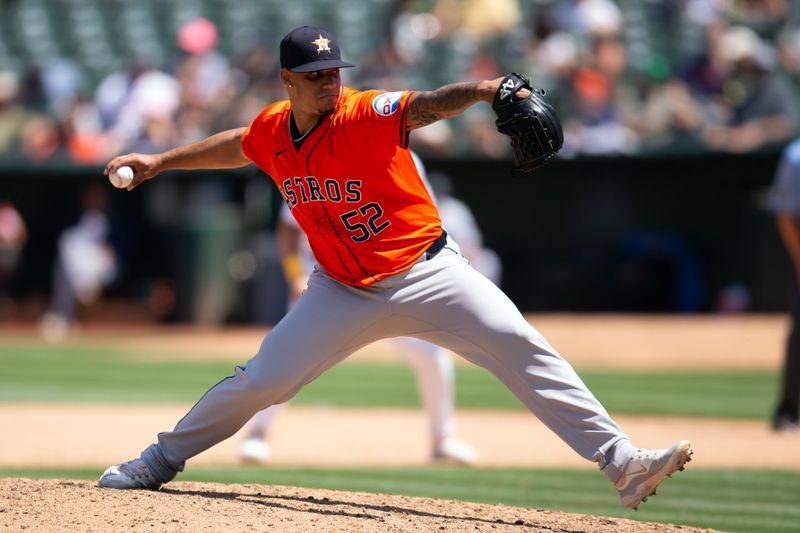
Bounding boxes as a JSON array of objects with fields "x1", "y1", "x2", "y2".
[{"x1": 99, "y1": 25, "x2": 691, "y2": 510}]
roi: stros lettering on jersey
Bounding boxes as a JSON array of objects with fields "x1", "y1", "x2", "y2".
[{"x1": 241, "y1": 87, "x2": 442, "y2": 287}]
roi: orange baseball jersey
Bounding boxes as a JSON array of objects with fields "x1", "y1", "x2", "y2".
[{"x1": 241, "y1": 87, "x2": 443, "y2": 287}]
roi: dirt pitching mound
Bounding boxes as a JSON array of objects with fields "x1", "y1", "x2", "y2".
[{"x1": 1, "y1": 478, "x2": 721, "y2": 533}]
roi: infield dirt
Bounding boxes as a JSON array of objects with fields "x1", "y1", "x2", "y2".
[
  {"x1": 2, "y1": 404, "x2": 798, "y2": 469},
  {"x1": 1, "y1": 478, "x2": 722, "y2": 533}
]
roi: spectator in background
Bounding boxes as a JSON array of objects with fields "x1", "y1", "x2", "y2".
[
  {"x1": 776, "y1": 26, "x2": 800, "y2": 93},
  {"x1": 94, "y1": 59, "x2": 181, "y2": 156},
  {"x1": 621, "y1": 55, "x2": 703, "y2": 152},
  {"x1": 39, "y1": 182, "x2": 126, "y2": 341},
  {"x1": 550, "y1": 29, "x2": 635, "y2": 155},
  {"x1": 19, "y1": 115, "x2": 61, "y2": 162},
  {"x1": 63, "y1": 93, "x2": 106, "y2": 164},
  {"x1": 0, "y1": 71, "x2": 32, "y2": 159},
  {"x1": 36, "y1": 57, "x2": 86, "y2": 122},
  {"x1": 724, "y1": 0, "x2": 788, "y2": 38},
  {"x1": 703, "y1": 25, "x2": 795, "y2": 153},
  {"x1": 684, "y1": 0, "x2": 726, "y2": 28},
  {"x1": 767, "y1": 137, "x2": 800, "y2": 432},
  {"x1": 433, "y1": 0, "x2": 521, "y2": 43},
  {"x1": 567, "y1": 64, "x2": 634, "y2": 155},
  {"x1": 458, "y1": 43, "x2": 508, "y2": 157},
  {"x1": 8, "y1": 57, "x2": 87, "y2": 162},
  {"x1": 174, "y1": 18, "x2": 235, "y2": 144},
  {"x1": 524, "y1": 28, "x2": 580, "y2": 119},
  {"x1": 682, "y1": 18, "x2": 730, "y2": 102},
  {"x1": 0, "y1": 199, "x2": 27, "y2": 318},
  {"x1": 214, "y1": 40, "x2": 282, "y2": 133},
  {"x1": 553, "y1": 0, "x2": 624, "y2": 39}
]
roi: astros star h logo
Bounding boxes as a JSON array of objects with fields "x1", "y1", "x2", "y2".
[{"x1": 311, "y1": 35, "x2": 332, "y2": 54}]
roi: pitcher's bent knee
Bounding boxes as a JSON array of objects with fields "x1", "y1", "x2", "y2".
[{"x1": 238, "y1": 363, "x2": 307, "y2": 407}]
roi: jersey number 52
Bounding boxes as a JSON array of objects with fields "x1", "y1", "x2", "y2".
[{"x1": 340, "y1": 202, "x2": 390, "y2": 242}]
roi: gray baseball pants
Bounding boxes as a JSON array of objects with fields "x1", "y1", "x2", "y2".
[{"x1": 141, "y1": 237, "x2": 637, "y2": 484}]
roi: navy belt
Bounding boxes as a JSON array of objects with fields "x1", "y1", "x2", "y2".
[{"x1": 425, "y1": 230, "x2": 448, "y2": 260}]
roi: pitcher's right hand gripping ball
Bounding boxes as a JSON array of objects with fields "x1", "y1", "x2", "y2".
[{"x1": 492, "y1": 72, "x2": 564, "y2": 173}]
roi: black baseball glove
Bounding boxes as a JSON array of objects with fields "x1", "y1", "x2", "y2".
[{"x1": 492, "y1": 73, "x2": 564, "y2": 173}]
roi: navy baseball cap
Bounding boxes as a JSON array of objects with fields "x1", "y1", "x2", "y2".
[{"x1": 280, "y1": 26, "x2": 355, "y2": 72}]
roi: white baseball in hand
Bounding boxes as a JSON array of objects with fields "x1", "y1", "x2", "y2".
[{"x1": 109, "y1": 166, "x2": 134, "y2": 188}]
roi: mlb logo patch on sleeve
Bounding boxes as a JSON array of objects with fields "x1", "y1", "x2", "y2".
[{"x1": 372, "y1": 92, "x2": 403, "y2": 116}]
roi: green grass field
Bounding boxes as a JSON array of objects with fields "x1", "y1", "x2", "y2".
[
  {"x1": 0, "y1": 343, "x2": 779, "y2": 419},
  {"x1": 1, "y1": 341, "x2": 792, "y2": 533}
]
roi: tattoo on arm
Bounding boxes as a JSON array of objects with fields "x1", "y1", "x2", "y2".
[{"x1": 407, "y1": 82, "x2": 482, "y2": 130}]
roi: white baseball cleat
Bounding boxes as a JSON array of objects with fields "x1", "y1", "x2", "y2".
[
  {"x1": 432, "y1": 437, "x2": 479, "y2": 465},
  {"x1": 240, "y1": 437, "x2": 272, "y2": 463},
  {"x1": 98, "y1": 458, "x2": 161, "y2": 490},
  {"x1": 615, "y1": 440, "x2": 693, "y2": 510}
]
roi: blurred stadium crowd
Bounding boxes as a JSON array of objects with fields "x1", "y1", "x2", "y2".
[{"x1": 1, "y1": 0, "x2": 800, "y2": 164}]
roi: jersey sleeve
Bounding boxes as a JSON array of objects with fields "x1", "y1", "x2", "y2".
[
  {"x1": 347, "y1": 89, "x2": 416, "y2": 151},
  {"x1": 241, "y1": 102, "x2": 284, "y2": 169},
  {"x1": 241, "y1": 112, "x2": 265, "y2": 164}
]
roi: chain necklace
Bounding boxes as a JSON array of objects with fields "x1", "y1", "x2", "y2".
[{"x1": 290, "y1": 116, "x2": 322, "y2": 143}]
